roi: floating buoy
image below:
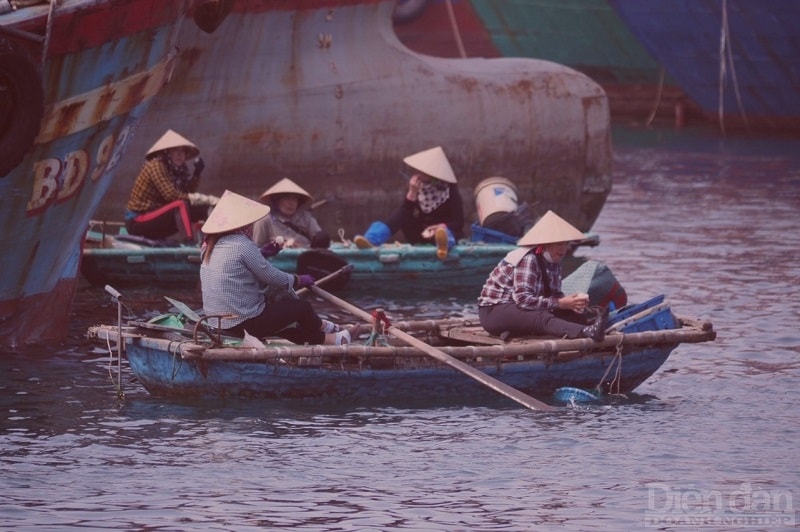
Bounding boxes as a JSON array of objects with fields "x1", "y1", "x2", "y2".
[
  {"x1": 0, "y1": 37, "x2": 44, "y2": 177},
  {"x1": 553, "y1": 387, "x2": 601, "y2": 404}
]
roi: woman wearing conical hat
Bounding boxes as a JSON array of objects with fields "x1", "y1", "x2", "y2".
[
  {"x1": 252, "y1": 177, "x2": 331, "y2": 250},
  {"x1": 477, "y1": 211, "x2": 608, "y2": 342},
  {"x1": 125, "y1": 130, "x2": 216, "y2": 242},
  {"x1": 200, "y1": 191, "x2": 350, "y2": 346},
  {"x1": 353, "y1": 146, "x2": 464, "y2": 260}
]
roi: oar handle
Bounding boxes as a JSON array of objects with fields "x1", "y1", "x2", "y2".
[
  {"x1": 296, "y1": 264, "x2": 354, "y2": 297},
  {"x1": 308, "y1": 285, "x2": 556, "y2": 412}
]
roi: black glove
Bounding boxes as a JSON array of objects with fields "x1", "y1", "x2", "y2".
[
  {"x1": 193, "y1": 157, "x2": 205, "y2": 179},
  {"x1": 310, "y1": 230, "x2": 331, "y2": 248}
]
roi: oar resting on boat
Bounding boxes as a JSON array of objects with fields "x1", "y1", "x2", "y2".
[{"x1": 307, "y1": 284, "x2": 557, "y2": 412}]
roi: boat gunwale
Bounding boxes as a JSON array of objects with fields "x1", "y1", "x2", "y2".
[{"x1": 88, "y1": 316, "x2": 715, "y2": 365}]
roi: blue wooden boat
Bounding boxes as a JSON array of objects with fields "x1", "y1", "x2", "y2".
[
  {"x1": 80, "y1": 223, "x2": 601, "y2": 295},
  {"x1": 87, "y1": 295, "x2": 716, "y2": 405}
]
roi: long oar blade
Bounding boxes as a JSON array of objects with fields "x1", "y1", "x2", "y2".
[{"x1": 308, "y1": 285, "x2": 556, "y2": 412}]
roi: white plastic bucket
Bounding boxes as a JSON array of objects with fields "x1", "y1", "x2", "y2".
[{"x1": 473, "y1": 177, "x2": 519, "y2": 225}]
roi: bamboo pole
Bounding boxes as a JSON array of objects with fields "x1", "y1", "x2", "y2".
[{"x1": 89, "y1": 317, "x2": 715, "y2": 363}]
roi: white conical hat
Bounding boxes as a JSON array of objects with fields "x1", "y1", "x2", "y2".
[
  {"x1": 145, "y1": 129, "x2": 200, "y2": 159},
  {"x1": 403, "y1": 146, "x2": 457, "y2": 183},
  {"x1": 258, "y1": 177, "x2": 313, "y2": 203},
  {"x1": 517, "y1": 210, "x2": 585, "y2": 246},
  {"x1": 201, "y1": 190, "x2": 270, "y2": 234}
]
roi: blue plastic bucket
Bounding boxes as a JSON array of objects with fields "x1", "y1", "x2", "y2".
[{"x1": 553, "y1": 387, "x2": 601, "y2": 404}]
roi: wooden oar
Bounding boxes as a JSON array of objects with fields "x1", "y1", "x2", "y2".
[
  {"x1": 296, "y1": 248, "x2": 351, "y2": 291},
  {"x1": 296, "y1": 264, "x2": 353, "y2": 297},
  {"x1": 308, "y1": 285, "x2": 556, "y2": 412}
]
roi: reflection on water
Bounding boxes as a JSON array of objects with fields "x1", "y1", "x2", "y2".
[{"x1": 2, "y1": 126, "x2": 799, "y2": 530}]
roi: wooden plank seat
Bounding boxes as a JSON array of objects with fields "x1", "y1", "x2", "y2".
[{"x1": 439, "y1": 325, "x2": 542, "y2": 345}]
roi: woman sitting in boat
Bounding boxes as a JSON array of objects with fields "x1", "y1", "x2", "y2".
[
  {"x1": 353, "y1": 146, "x2": 464, "y2": 260},
  {"x1": 252, "y1": 177, "x2": 331, "y2": 251},
  {"x1": 477, "y1": 210, "x2": 608, "y2": 342},
  {"x1": 200, "y1": 190, "x2": 350, "y2": 346},
  {"x1": 124, "y1": 130, "x2": 217, "y2": 242}
]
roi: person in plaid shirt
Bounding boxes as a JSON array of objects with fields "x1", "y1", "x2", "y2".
[
  {"x1": 478, "y1": 210, "x2": 607, "y2": 342},
  {"x1": 125, "y1": 130, "x2": 215, "y2": 242}
]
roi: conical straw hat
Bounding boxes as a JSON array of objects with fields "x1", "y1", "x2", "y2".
[
  {"x1": 258, "y1": 177, "x2": 313, "y2": 203},
  {"x1": 517, "y1": 210, "x2": 585, "y2": 246},
  {"x1": 145, "y1": 129, "x2": 200, "y2": 160},
  {"x1": 201, "y1": 190, "x2": 270, "y2": 234},
  {"x1": 402, "y1": 146, "x2": 457, "y2": 183}
]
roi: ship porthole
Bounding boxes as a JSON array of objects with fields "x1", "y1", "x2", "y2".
[{"x1": 0, "y1": 39, "x2": 44, "y2": 177}]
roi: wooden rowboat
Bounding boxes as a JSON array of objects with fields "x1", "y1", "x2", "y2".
[
  {"x1": 88, "y1": 295, "x2": 715, "y2": 406},
  {"x1": 80, "y1": 223, "x2": 600, "y2": 295}
]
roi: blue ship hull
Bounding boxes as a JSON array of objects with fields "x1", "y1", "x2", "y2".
[{"x1": 609, "y1": 0, "x2": 800, "y2": 133}]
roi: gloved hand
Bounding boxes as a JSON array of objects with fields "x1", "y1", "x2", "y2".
[
  {"x1": 260, "y1": 240, "x2": 283, "y2": 258},
  {"x1": 192, "y1": 157, "x2": 205, "y2": 178},
  {"x1": 294, "y1": 274, "x2": 315, "y2": 289}
]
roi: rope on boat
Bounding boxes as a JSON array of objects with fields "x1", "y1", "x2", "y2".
[
  {"x1": 717, "y1": 0, "x2": 749, "y2": 134},
  {"x1": 40, "y1": 0, "x2": 56, "y2": 74},
  {"x1": 106, "y1": 285, "x2": 126, "y2": 399},
  {"x1": 104, "y1": 334, "x2": 124, "y2": 399},
  {"x1": 445, "y1": 0, "x2": 466, "y2": 58},
  {"x1": 167, "y1": 340, "x2": 189, "y2": 381},
  {"x1": 337, "y1": 227, "x2": 353, "y2": 247},
  {"x1": 594, "y1": 334, "x2": 625, "y2": 397},
  {"x1": 364, "y1": 308, "x2": 391, "y2": 347},
  {"x1": 645, "y1": 67, "x2": 666, "y2": 127}
]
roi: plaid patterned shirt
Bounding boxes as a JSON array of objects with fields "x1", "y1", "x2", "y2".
[
  {"x1": 200, "y1": 234, "x2": 296, "y2": 329},
  {"x1": 477, "y1": 250, "x2": 563, "y2": 310},
  {"x1": 126, "y1": 158, "x2": 198, "y2": 213}
]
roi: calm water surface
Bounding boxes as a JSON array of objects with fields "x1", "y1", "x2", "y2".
[{"x1": 2, "y1": 127, "x2": 799, "y2": 530}]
